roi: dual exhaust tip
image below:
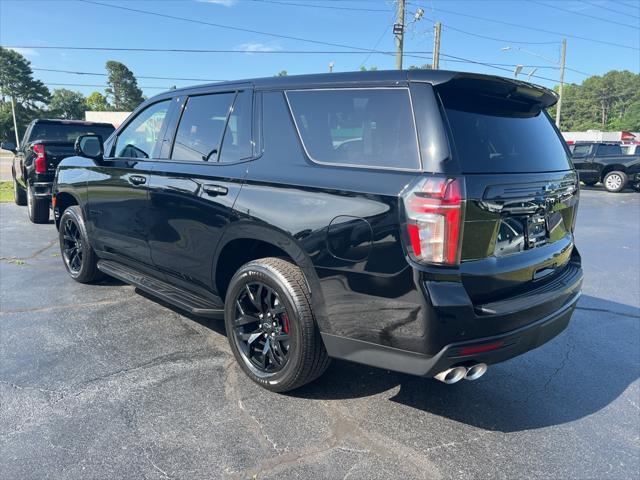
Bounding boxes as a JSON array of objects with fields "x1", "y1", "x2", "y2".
[{"x1": 434, "y1": 363, "x2": 487, "y2": 384}]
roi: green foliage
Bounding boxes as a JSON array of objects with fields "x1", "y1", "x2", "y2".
[
  {"x1": 0, "y1": 47, "x2": 50, "y2": 141},
  {"x1": 276, "y1": 70, "x2": 288, "y2": 77},
  {"x1": 85, "y1": 91, "x2": 111, "y2": 112},
  {"x1": 360, "y1": 66, "x2": 378, "y2": 71},
  {"x1": 48, "y1": 89, "x2": 86, "y2": 120},
  {"x1": 105, "y1": 61, "x2": 144, "y2": 111},
  {"x1": 551, "y1": 70, "x2": 640, "y2": 131}
]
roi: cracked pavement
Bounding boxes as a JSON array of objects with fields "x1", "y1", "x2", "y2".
[{"x1": 1, "y1": 188, "x2": 639, "y2": 479}]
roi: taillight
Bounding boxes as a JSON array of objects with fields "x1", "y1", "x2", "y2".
[
  {"x1": 402, "y1": 177, "x2": 465, "y2": 265},
  {"x1": 33, "y1": 144, "x2": 46, "y2": 174}
]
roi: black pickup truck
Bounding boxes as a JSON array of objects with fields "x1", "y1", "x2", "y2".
[
  {"x1": 571, "y1": 142, "x2": 640, "y2": 192},
  {"x1": 1, "y1": 119, "x2": 115, "y2": 223}
]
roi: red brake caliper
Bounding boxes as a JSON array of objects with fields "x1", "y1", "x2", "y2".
[{"x1": 282, "y1": 313, "x2": 290, "y2": 334}]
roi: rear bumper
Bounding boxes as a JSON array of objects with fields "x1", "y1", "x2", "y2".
[
  {"x1": 321, "y1": 248, "x2": 583, "y2": 377},
  {"x1": 322, "y1": 288, "x2": 580, "y2": 377},
  {"x1": 31, "y1": 181, "x2": 52, "y2": 199}
]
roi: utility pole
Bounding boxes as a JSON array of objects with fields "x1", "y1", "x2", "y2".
[
  {"x1": 432, "y1": 22, "x2": 442, "y2": 69},
  {"x1": 394, "y1": 0, "x2": 405, "y2": 70},
  {"x1": 555, "y1": 38, "x2": 566, "y2": 128},
  {"x1": 10, "y1": 95, "x2": 20, "y2": 148}
]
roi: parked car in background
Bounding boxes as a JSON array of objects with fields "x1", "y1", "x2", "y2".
[
  {"x1": 571, "y1": 142, "x2": 640, "y2": 192},
  {"x1": 53, "y1": 70, "x2": 583, "y2": 392},
  {"x1": 1, "y1": 119, "x2": 115, "y2": 223}
]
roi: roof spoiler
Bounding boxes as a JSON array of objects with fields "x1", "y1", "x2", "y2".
[{"x1": 411, "y1": 70, "x2": 558, "y2": 109}]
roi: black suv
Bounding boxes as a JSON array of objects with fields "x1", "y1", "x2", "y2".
[{"x1": 53, "y1": 70, "x2": 583, "y2": 392}]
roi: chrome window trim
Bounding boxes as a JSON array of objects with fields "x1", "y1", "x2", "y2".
[{"x1": 284, "y1": 87, "x2": 423, "y2": 172}]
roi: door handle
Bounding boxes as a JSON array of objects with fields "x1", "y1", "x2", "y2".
[
  {"x1": 129, "y1": 175, "x2": 147, "y2": 186},
  {"x1": 202, "y1": 184, "x2": 228, "y2": 197}
]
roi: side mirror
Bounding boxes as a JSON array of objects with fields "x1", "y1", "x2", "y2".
[
  {"x1": 75, "y1": 134, "x2": 103, "y2": 159},
  {"x1": 1, "y1": 141, "x2": 17, "y2": 154}
]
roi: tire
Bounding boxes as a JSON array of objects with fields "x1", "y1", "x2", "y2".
[
  {"x1": 603, "y1": 171, "x2": 628, "y2": 193},
  {"x1": 58, "y1": 206, "x2": 102, "y2": 283},
  {"x1": 224, "y1": 257, "x2": 330, "y2": 393},
  {"x1": 12, "y1": 175, "x2": 27, "y2": 206},
  {"x1": 581, "y1": 180, "x2": 597, "y2": 187},
  {"x1": 27, "y1": 185, "x2": 50, "y2": 223},
  {"x1": 631, "y1": 184, "x2": 640, "y2": 192}
]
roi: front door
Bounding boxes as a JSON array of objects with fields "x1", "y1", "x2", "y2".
[
  {"x1": 86, "y1": 99, "x2": 172, "y2": 268},
  {"x1": 147, "y1": 89, "x2": 254, "y2": 294}
]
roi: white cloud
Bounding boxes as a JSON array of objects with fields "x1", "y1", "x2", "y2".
[
  {"x1": 7, "y1": 47, "x2": 39, "y2": 57},
  {"x1": 196, "y1": 0, "x2": 238, "y2": 6},
  {"x1": 235, "y1": 42, "x2": 282, "y2": 54}
]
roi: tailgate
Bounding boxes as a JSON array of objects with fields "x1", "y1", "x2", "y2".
[
  {"x1": 460, "y1": 171, "x2": 578, "y2": 304},
  {"x1": 40, "y1": 143, "x2": 76, "y2": 171}
]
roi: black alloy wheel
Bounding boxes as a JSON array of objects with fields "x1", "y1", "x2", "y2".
[
  {"x1": 62, "y1": 217, "x2": 84, "y2": 274},
  {"x1": 232, "y1": 282, "x2": 291, "y2": 376}
]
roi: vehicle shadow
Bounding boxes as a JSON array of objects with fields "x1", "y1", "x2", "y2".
[
  {"x1": 133, "y1": 289, "x2": 638, "y2": 433},
  {"x1": 292, "y1": 294, "x2": 639, "y2": 432}
]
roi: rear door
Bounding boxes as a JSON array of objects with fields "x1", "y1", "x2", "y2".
[
  {"x1": 571, "y1": 144, "x2": 598, "y2": 182},
  {"x1": 146, "y1": 88, "x2": 253, "y2": 295},
  {"x1": 86, "y1": 99, "x2": 172, "y2": 268},
  {"x1": 435, "y1": 81, "x2": 579, "y2": 305}
]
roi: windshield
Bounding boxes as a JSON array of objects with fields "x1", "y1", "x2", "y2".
[
  {"x1": 30, "y1": 123, "x2": 115, "y2": 143},
  {"x1": 439, "y1": 90, "x2": 572, "y2": 174}
]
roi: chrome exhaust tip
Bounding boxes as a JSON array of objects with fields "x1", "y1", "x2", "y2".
[
  {"x1": 464, "y1": 363, "x2": 488, "y2": 381},
  {"x1": 434, "y1": 366, "x2": 467, "y2": 384}
]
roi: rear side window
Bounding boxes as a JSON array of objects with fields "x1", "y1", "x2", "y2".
[
  {"x1": 172, "y1": 93, "x2": 235, "y2": 162},
  {"x1": 219, "y1": 90, "x2": 253, "y2": 163},
  {"x1": 440, "y1": 90, "x2": 571, "y2": 173},
  {"x1": 286, "y1": 88, "x2": 420, "y2": 170},
  {"x1": 596, "y1": 144, "x2": 621, "y2": 156}
]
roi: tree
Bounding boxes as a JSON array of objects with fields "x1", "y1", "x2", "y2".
[
  {"x1": 49, "y1": 89, "x2": 86, "y2": 119},
  {"x1": 275, "y1": 70, "x2": 288, "y2": 77},
  {"x1": 85, "y1": 91, "x2": 111, "y2": 111},
  {"x1": 409, "y1": 64, "x2": 432, "y2": 70},
  {"x1": 359, "y1": 66, "x2": 378, "y2": 71},
  {"x1": 105, "y1": 60, "x2": 144, "y2": 111},
  {"x1": 0, "y1": 47, "x2": 50, "y2": 142}
]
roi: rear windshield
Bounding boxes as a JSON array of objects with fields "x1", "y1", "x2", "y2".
[
  {"x1": 439, "y1": 90, "x2": 571, "y2": 174},
  {"x1": 286, "y1": 88, "x2": 420, "y2": 170},
  {"x1": 30, "y1": 123, "x2": 115, "y2": 143}
]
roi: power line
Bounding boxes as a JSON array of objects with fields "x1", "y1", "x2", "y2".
[
  {"x1": 77, "y1": 0, "x2": 430, "y2": 61},
  {"x1": 33, "y1": 68, "x2": 225, "y2": 82},
  {"x1": 408, "y1": 2, "x2": 639, "y2": 51},
  {"x1": 4, "y1": 44, "x2": 432, "y2": 56},
  {"x1": 528, "y1": 0, "x2": 639, "y2": 29},
  {"x1": 44, "y1": 82, "x2": 171, "y2": 90},
  {"x1": 438, "y1": 23, "x2": 560, "y2": 45},
  {"x1": 246, "y1": 0, "x2": 390, "y2": 12},
  {"x1": 582, "y1": 0, "x2": 640, "y2": 20},
  {"x1": 360, "y1": 11, "x2": 397, "y2": 68}
]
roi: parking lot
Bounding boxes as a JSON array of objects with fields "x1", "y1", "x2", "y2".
[{"x1": 0, "y1": 188, "x2": 638, "y2": 479}]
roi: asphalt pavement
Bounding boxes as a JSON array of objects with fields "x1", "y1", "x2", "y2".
[{"x1": 1, "y1": 188, "x2": 638, "y2": 479}]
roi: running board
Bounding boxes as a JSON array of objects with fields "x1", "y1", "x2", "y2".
[{"x1": 97, "y1": 260, "x2": 224, "y2": 318}]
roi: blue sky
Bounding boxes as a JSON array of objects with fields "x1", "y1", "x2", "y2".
[{"x1": 1, "y1": 0, "x2": 638, "y2": 97}]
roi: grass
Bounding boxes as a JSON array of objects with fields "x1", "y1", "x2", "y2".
[{"x1": 0, "y1": 181, "x2": 12, "y2": 203}]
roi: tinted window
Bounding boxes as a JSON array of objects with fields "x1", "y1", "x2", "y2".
[
  {"x1": 219, "y1": 90, "x2": 253, "y2": 163},
  {"x1": 172, "y1": 93, "x2": 235, "y2": 162},
  {"x1": 30, "y1": 123, "x2": 115, "y2": 143},
  {"x1": 114, "y1": 100, "x2": 170, "y2": 158},
  {"x1": 596, "y1": 144, "x2": 621, "y2": 156},
  {"x1": 441, "y1": 91, "x2": 571, "y2": 173},
  {"x1": 286, "y1": 88, "x2": 420, "y2": 170},
  {"x1": 572, "y1": 144, "x2": 592, "y2": 157}
]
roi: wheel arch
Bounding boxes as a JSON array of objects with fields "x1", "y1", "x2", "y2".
[
  {"x1": 600, "y1": 164, "x2": 627, "y2": 181},
  {"x1": 213, "y1": 223, "x2": 330, "y2": 332},
  {"x1": 53, "y1": 191, "x2": 80, "y2": 229}
]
